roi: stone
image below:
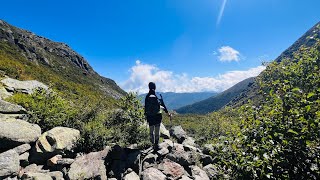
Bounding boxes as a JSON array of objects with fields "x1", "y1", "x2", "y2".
[
  {"x1": 21, "y1": 172, "x2": 53, "y2": 180},
  {"x1": 180, "y1": 175, "x2": 193, "y2": 180},
  {"x1": 142, "y1": 153, "x2": 158, "y2": 170},
  {"x1": 11, "y1": 144, "x2": 31, "y2": 155},
  {"x1": 160, "y1": 123, "x2": 170, "y2": 139},
  {"x1": 57, "y1": 158, "x2": 74, "y2": 165},
  {"x1": 200, "y1": 154, "x2": 214, "y2": 166},
  {"x1": 202, "y1": 144, "x2": 214, "y2": 155},
  {"x1": 158, "y1": 159, "x2": 184, "y2": 180},
  {"x1": 191, "y1": 166, "x2": 210, "y2": 180},
  {"x1": 0, "y1": 118, "x2": 41, "y2": 150},
  {"x1": 46, "y1": 171, "x2": 64, "y2": 180},
  {"x1": 67, "y1": 147, "x2": 110, "y2": 180},
  {"x1": 203, "y1": 164, "x2": 219, "y2": 179},
  {"x1": 182, "y1": 137, "x2": 196, "y2": 147},
  {"x1": 166, "y1": 147, "x2": 196, "y2": 167},
  {"x1": 170, "y1": 126, "x2": 187, "y2": 143},
  {"x1": 1, "y1": 78, "x2": 48, "y2": 95},
  {"x1": 123, "y1": 171, "x2": 140, "y2": 180},
  {"x1": 19, "y1": 152, "x2": 29, "y2": 162},
  {"x1": 0, "y1": 87, "x2": 12, "y2": 100},
  {"x1": 142, "y1": 168, "x2": 166, "y2": 180},
  {"x1": 0, "y1": 99, "x2": 26, "y2": 114},
  {"x1": 0, "y1": 150, "x2": 19, "y2": 178},
  {"x1": 35, "y1": 127, "x2": 80, "y2": 153}
]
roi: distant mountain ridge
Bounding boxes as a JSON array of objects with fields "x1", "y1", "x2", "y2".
[
  {"x1": 0, "y1": 19, "x2": 125, "y2": 98},
  {"x1": 139, "y1": 91, "x2": 217, "y2": 110},
  {"x1": 176, "y1": 77, "x2": 255, "y2": 114}
]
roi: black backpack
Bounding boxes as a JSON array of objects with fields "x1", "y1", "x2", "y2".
[{"x1": 145, "y1": 94, "x2": 161, "y2": 116}]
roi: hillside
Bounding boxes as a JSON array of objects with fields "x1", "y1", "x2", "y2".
[
  {"x1": 176, "y1": 77, "x2": 255, "y2": 114},
  {"x1": 227, "y1": 21, "x2": 320, "y2": 108},
  {"x1": 0, "y1": 19, "x2": 125, "y2": 100},
  {"x1": 139, "y1": 91, "x2": 217, "y2": 110}
]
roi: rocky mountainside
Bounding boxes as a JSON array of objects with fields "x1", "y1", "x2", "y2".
[
  {"x1": 176, "y1": 77, "x2": 255, "y2": 114},
  {"x1": 0, "y1": 78, "x2": 218, "y2": 180},
  {"x1": 0, "y1": 19, "x2": 125, "y2": 99},
  {"x1": 139, "y1": 92, "x2": 217, "y2": 110},
  {"x1": 227, "y1": 21, "x2": 320, "y2": 108}
]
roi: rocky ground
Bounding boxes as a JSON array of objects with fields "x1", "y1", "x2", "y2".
[{"x1": 0, "y1": 77, "x2": 219, "y2": 180}]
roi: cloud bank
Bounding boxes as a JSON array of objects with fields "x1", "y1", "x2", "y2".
[{"x1": 121, "y1": 60, "x2": 265, "y2": 94}]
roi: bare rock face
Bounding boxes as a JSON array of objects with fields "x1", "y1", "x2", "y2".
[
  {"x1": 67, "y1": 147, "x2": 111, "y2": 180},
  {"x1": 191, "y1": 166, "x2": 210, "y2": 180},
  {"x1": 170, "y1": 126, "x2": 187, "y2": 143},
  {"x1": 1, "y1": 78, "x2": 48, "y2": 95},
  {"x1": 0, "y1": 118, "x2": 41, "y2": 151},
  {"x1": 0, "y1": 150, "x2": 20, "y2": 178},
  {"x1": 123, "y1": 171, "x2": 140, "y2": 180},
  {"x1": 142, "y1": 167, "x2": 166, "y2": 180}
]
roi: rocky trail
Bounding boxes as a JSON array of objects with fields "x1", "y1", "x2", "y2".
[{"x1": 0, "y1": 77, "x2": 218, "y2": 180}]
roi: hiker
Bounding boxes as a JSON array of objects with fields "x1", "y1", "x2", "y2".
[{"x1": 144, "y1": 82, "x2": 171, "y2": 149}]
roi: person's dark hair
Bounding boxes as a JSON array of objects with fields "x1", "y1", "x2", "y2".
[{"x1": 148, "y1": 82, "x2": 156, "y2": 90}]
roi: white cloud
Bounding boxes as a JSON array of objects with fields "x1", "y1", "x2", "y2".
[
  {"x1": 217, "y1": 0, "x2": 228, "y2": 26},
  {"x1": 121, "y1": 60, "x2": 266, "y2": 94},
  {"x1": 218, "y1": 46, "x2": 241, "y2": 62}
]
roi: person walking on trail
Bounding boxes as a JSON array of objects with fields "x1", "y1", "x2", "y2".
[{"x1": 144, "y1": 82, "x2": 171, "y2": 150}]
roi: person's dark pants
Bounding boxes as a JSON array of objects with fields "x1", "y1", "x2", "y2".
[{"x1": 149, "y1": 123, "x2": 160, "y2": 145}]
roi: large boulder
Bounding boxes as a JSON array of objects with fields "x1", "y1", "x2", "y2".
[
  {"x1": 190, "y1": 166, "x2": 210, "y2": 180},
  {"x1": 170, "y1": 126, "x2": 187, "y2": 143},
  {"x1": 142, "y1": 168, "x2": 166, "y2": 180},
  {"x1": 67, "y1": 147, "x2": 110, "y2": 180},
  {"x1": 158, "y1": 159, "x2": 184, "y2": 180},
  {"x1": 166, "y1": 145, "x2": 196, "y2": 167},
  {"x1": 0, "y1": 99, "x2": 26, "y2": 114},
  {"x1": 160, "y1": 123, "x2": 170, "y2": 139},
  {"x1": 182, "y1": 137, "x2": 196, "y2": 147},
  {"x1": 0, "y1": 118, "x2": 41, "y2": 150},
  {"x1": 0, "y1": 150, "x2": 20, "y2": 178},
  {"x1": 21, "y1": 172, "x2": 53, "y2": 180},
  {"x1": 35, "y1": 127, "x2": 80, "y2": 153},
  {"x1": 1, "y1": 78, "x2": 48, "y2": 94}
]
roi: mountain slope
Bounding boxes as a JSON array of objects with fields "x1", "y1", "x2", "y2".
[
  {"x1": 176, "y1": 77, "x2": 255, "y2": 114},
  {"x1": 227, "y1": 21, "x2": 320, "y2": 108},
  {"x1": 139, "y1": 92, "x2": 217, "y2": 110},
  {"x1": 0, "y1": 19, "x2": 125, "y2": 100}
]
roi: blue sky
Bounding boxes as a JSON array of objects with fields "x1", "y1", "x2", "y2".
[{"x1": 1, "y1": 0, "x2": 319, "y2": 93}]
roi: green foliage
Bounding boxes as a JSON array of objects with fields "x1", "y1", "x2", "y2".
[
  {"x1": 211, "y1": 43, "x2": 320, "y2": 179},
  {"x1": 7, "y1": 88, "x2": 78, "y2": 131}
]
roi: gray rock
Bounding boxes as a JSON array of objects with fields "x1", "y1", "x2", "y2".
[
  {"x1": 35, "y1": 127, "x2": 80, "y2": 153},
  {"x1": 160, "y1": 123, "x2": 170, "y2": 139},
  {"x1": 21, "y1": 172, "x2": 53, "y2": 180},
  {"x1": 46, "y1": 171, "x2": 64, "y2": 180},
  {"x1": 203, "y1": 164, "x2": 219, "y2": 180},
  {"x1": 202, "y1": 144, "x2": 214, "y2": 155},
  {"x1": 166, "y1": 146, "x2": 196, "y2": 167},
  {"x1": 124, "y1": 171, "x2": 140, "y2": 180},
  {"x1": 0, "y1": 150, "x2": 20, "y2": 178},
  {"x1": 1, "y1": 78, "x2": 48, "y2": 94},
  {"x1": 180, "y1": 175, "x2": 193, "y2": 180},
  {"x1": 182, "y1": 137, "x2": 196, "y2": 147},
  {"x1": 67, "y1": 147, "x2": 110, "y2": 180},
  {"x1": 142, "y1": 168, "x2": 166, "y2": 180},
  {"x1": 0, "y1": 118, "x2": 41, "y2": 150},
  {"x1": 0, "y1": 87, "x2": 12, "y2": 100},
  {"x1": 0, "y1": 99, "x2": 26, "y2": 114},
  {"x1": 158, "y1": 159, "x2": 184, "y2": 180},
  {"x1": 19, "y1": 152, "x2": 29, "y2": 162},
  {"x1": 170, "y1": 126, "x2": 187, "y2": 143},
  {"x1": 142, "y1": 153, "x2": 158, "y2": 170},
  {"x1": 191, "y1": 166, "x2": 210, "y2": 180},
  {"x1": 12, "y1": 144, "x2": 31, "y2": 155}
]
